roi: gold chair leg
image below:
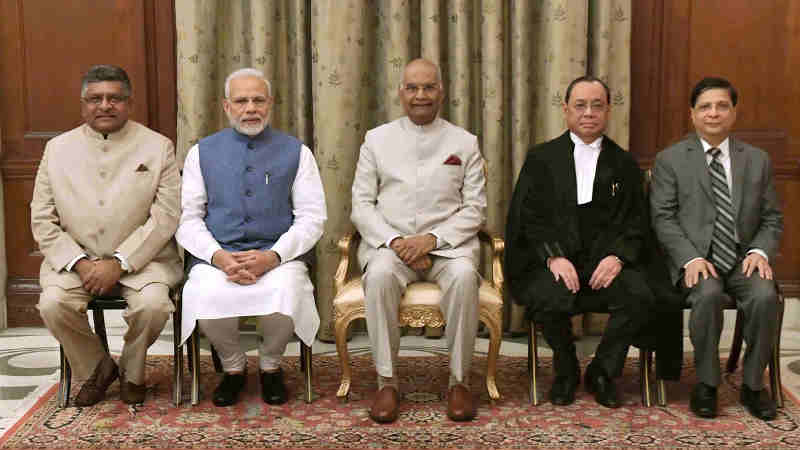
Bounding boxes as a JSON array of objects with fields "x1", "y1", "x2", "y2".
[
  {"x1": 190, "y1": 329, "x2": 201, "y2": 405},
  {"x1": 640, "y1": 350, "x2": 652, "y2": 407},
  {"x1": 529, "y1": 321, "x2": 540, "y2": 406},
  {"x1": 483, "y1": 315, "x2": 501, "y2": 401},
  {"x1": 657, "y1": 379, "x2": 667, "y2": 406},
  {"x1": 335, "y1": 317, "x2": 353, "y2": 401},
  {"x1": 302, "y1": 341, "x2": 313, "y2": 404},
  {"x1": 58, "y1": 346, "x2": 71, "y2": 408}
]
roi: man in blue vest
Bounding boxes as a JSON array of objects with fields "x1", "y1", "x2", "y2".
[{"x1": 176, "y1": 68, "x2": 327, "y2": 407}]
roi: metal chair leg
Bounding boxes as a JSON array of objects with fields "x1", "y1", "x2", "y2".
[
  {"x1": 92, "y1": 309, "x2": 110, "y2": 353},
  {"x1": 173, "y1": 309, "x2": 183, "y2": 407},
  {"x1": 301, "y1": 341, "x2": 313, "y2": 403},
  {"x1": 657, "y1": 379, "x2": 667, "y2": 406},
  {"x1": 58, "y1": 346, "x2": 71, "y2": 408},
  {"x1": 640, "y1": 350, "x2": 652, "y2": 407},
  {"x1": 190, "y1": 329, "x2": 201, "y2": 405},
  {"x1": 529, "y1": 320, "x2": 540, "y2": 406}
]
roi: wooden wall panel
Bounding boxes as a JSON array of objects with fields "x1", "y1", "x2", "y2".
[
  {"x1": 0, "y1": 0, "x2": 176, "y2": 326},
  {"x1": 632, "y1": 0, "x2": 800, "y2": 295}
]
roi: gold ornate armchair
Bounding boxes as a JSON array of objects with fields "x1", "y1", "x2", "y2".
[{"x1": 332, "y1": 229, "x2": 504, "y2": 401}]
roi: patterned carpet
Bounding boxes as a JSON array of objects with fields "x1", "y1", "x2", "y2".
[{"x1": 1, "y1": 353, "x2": 799, "y2": 449}]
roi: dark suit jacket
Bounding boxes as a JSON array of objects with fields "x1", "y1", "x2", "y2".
[
  {"x1": 506, "y1": 131, "x2": 683, "y2": 380},
  {"x1": 505, "y1": 131, "x2": 648, "y2": 299},
  {"x1": 650, "y1": 134, "x2": 783, "y2": 285}
]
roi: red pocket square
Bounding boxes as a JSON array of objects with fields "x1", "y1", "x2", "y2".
[{"x1": 444, "y1": 155, "x2": 462, "y2": 165}]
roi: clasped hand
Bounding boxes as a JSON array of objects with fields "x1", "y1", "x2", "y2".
[
  {"x1": 212, "y1": 249, "x2": 280, "y2": 285},
  {"x1": 75, "y1": 258, "x2": 122, "y2": 296},
  {"x1": 390, "y1": 234, "x2": 436, "y2": 271}
]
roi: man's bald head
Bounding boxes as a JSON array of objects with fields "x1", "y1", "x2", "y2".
[{"x1": 399, "y1": 59, "x2": 445, "y2": 125}]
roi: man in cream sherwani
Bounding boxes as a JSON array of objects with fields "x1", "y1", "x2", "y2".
[
  {"x1": 176, "y1": 68, "x2": 326, "y2": 407},
  {"x1": 351, "y1": 59, "x2": 487, "y2": 423},
  {"x1": 32, "y1": 65, "x2": 182, "y2": 406}
]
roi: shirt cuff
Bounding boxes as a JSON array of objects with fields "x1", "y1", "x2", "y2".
[
  {"x1": 385, "y1": 235, "x2": 402, "y2": 248},
  {"x1": 683, "y1": 257, "x2": 705, "y2": 269},
  {"x1": 113, "y1": 252, "x2": 131, "y2": 272},
  {"x1": 66, "y1": 254, "x2": 88, "y2": 272},
  {"x1": 747, "y1": 248, "x2": 768, "y2": 262}
]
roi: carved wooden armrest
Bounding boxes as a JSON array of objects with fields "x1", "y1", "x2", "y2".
[
  {"x1": 334, "y1": 231, "x2": 358, "y2": 295},
  {"x1": 478, "y1": 229, "x2": 505, "y2": 293}
]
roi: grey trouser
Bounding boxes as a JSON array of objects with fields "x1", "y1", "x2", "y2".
[{"x1": 686, "y1": 262, "x2": 778, "y2": 390}]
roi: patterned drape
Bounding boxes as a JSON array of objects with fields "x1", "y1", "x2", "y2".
[{"x1": 175, "y1": 0, "x2": 631, "y2": 341}]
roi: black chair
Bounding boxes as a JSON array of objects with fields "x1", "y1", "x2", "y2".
[
  {"x1": 58, "y1": 295, "x2": 183, "y2": 408},
  {"x1": 643, "y1": 286, "x2": 785, "y2": 408}
]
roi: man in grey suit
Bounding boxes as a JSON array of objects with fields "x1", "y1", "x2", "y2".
[
  {"x1": 351, "y1": 59, "x2": 487, "y2": 423},
  {"x1": 651, "y1": 77, "x2": 783, "y2": 421}
]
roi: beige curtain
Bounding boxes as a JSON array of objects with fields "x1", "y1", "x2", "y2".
[{"x1": 176, "y1": 0, "x2": 631, "y2": 341}]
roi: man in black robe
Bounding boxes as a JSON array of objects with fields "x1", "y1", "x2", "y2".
[{"x1": 506, "y1": 76, "x2": 665, "y2": 408}]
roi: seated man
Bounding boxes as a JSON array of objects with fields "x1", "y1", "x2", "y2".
[
  {"x1": 176, "y1": 68, "x2": 327, "y2": 407},
  {"x1": 351, "y1": 59, "x2": 487, "y2": 423},
  {"x1": 505, "y1": 76, "x2": 654, "y2": 408},
  {"x1": 651, "y1": 77, "x2": 783, "y2": 421},
  {"x1": 32, "y1": 64, "x2": 182, "y2": 406}
]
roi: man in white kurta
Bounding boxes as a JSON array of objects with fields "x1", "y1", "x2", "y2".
[
  {"x1": 176, "y1": 68, "x2": 326, "y2": 407},
  {"x1": 351, "y1": 59, "x2": 487, "y2": 423}
]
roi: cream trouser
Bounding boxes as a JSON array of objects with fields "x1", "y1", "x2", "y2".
[
  {"x1": 362, "y1": 248, "x2": 480, "y2": 387},
  {"x1": 198, "y1": 314, "x2": 294, "y2": 372},
  {"x1": 38, "y1": 283, "x2": 173, "y2": 385}
]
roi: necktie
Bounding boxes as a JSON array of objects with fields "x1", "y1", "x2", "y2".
[{"x1": 708, "y1": 148, "x2": 737, "y2": 273}]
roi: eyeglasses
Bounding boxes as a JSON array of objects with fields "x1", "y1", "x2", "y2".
[
  {"x1": 228, "y1": 96, "x2": 269, "y2": 109},
  {"x1": 82, "y1": 94, "x2": 129, "y2": 106},
  {"x1": 400, "y1": 83, "x2": 440, "y2": 95}
]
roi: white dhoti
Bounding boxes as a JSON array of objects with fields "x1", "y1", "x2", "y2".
[{"x1": 180, "y1": 261, "x2": 320, "y2": 368}]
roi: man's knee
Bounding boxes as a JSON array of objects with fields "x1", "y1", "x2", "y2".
[
  {"x1": 128, "y1": 283, "x2": 174, "y2": 318},
  {"x1": 688, "y1": 277, "x2": 726, "y2": 310},
  {"x1": 363, "y1": 253, "x2": 404, "y2": 291},
  {"x1": 38, "y1": 287, "x2": 66, "y2": 320},
  {"x1": 442, "y1": 259, "x2": 479, "y2": 289},
  {"x1": 748, "y1": 278, "x2": 778, "y2": 314}
]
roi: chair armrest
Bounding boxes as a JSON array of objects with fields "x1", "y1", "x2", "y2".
[
  {"x1": 478, "y1": 229, "x2": 505, "y2": 293},
  {"x1": 334, "y1": 231, "x2": 361, "y2": 295}
]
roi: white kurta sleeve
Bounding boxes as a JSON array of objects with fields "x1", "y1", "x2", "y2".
[
  {"x1": 175, "y1": 145, "x2": 222, "y2": 263},
  {"x1": 270, "y1": 145, "x2": 327, "y2": 262}
]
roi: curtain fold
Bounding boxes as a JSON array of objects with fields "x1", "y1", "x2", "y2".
[{"x1": 176, "y1": 0, "x2": 631, "y2": 340}]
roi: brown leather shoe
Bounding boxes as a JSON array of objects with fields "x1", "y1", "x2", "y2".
[
  {"x1": 369, "y1": 386, "x2": 400, "y2": 423},
  {"x1": 447, "y1": 384, "x2": 476, "y2": 421},
  {"x1": 120, "y1": 373, "x2": 146, "y2": 405},
  {"x1": 74, "y1": 354, "x2": 118, "y2": 407}
]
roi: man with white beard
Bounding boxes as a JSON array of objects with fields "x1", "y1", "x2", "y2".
[{"x1": 176, "y1": 68, "x2": 327, "y2": 407}]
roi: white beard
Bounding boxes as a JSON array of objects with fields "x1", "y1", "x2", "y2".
[{"x1": 227, "y1": 112, "x2": 270, "y2": 136}]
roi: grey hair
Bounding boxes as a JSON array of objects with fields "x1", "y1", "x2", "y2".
[
  {"x1": 224, "y1": 68, "x2": 272, "y2": 98},
  {"x1": 81, "y1": 65, "x2": 132, "y2": 97}
]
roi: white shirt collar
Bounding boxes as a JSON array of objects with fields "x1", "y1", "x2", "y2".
[
  {"x1": 403, "y1": 116, "x2": 443, "y2": 134},
  {"x1": 699, "y1": 136, "x2": 730, "y2": 158},
  {"x1": 569, "y1": 132, "x2": 603, "y2": 150}
]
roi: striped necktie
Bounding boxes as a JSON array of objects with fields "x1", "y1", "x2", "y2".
[{"x1": 708, "y1": 148, "x2": 737, "y2": 273}]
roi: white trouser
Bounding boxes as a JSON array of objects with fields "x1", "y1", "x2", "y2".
[
  {"x1": 198, "y1": 313, "x2": 294, "y2": 372},
  {"x1": 362, "y1": 248, "x2": 480, "y2": 387}
]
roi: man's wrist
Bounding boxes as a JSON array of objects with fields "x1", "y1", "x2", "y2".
[{"x1": 610, "y1": 255, "x2": 624, "y2": 267}]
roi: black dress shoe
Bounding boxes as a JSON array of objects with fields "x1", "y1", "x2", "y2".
[
  {"x1": 549, "y1": 375, "x2": 579, "y2": 406},
  {"x1": 740, "y1": 385, "x2": 777, "y2": 421},
  {"x1": 584, "y1": 364, "x2": 620, "y2": 408},
  {"x1": 690, "y1": 382, "x2": 718, "y2": 418},
  {"x1": 261, "y1": 368, "x2": 288, "y2": 405},
  {"x1": 213, "y1": 372, "x2": 246, "y2": 407}
]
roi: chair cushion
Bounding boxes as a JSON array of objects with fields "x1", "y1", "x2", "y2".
[{"x1": 333, "y1": 279, "x2": 502, "y2": 308}]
